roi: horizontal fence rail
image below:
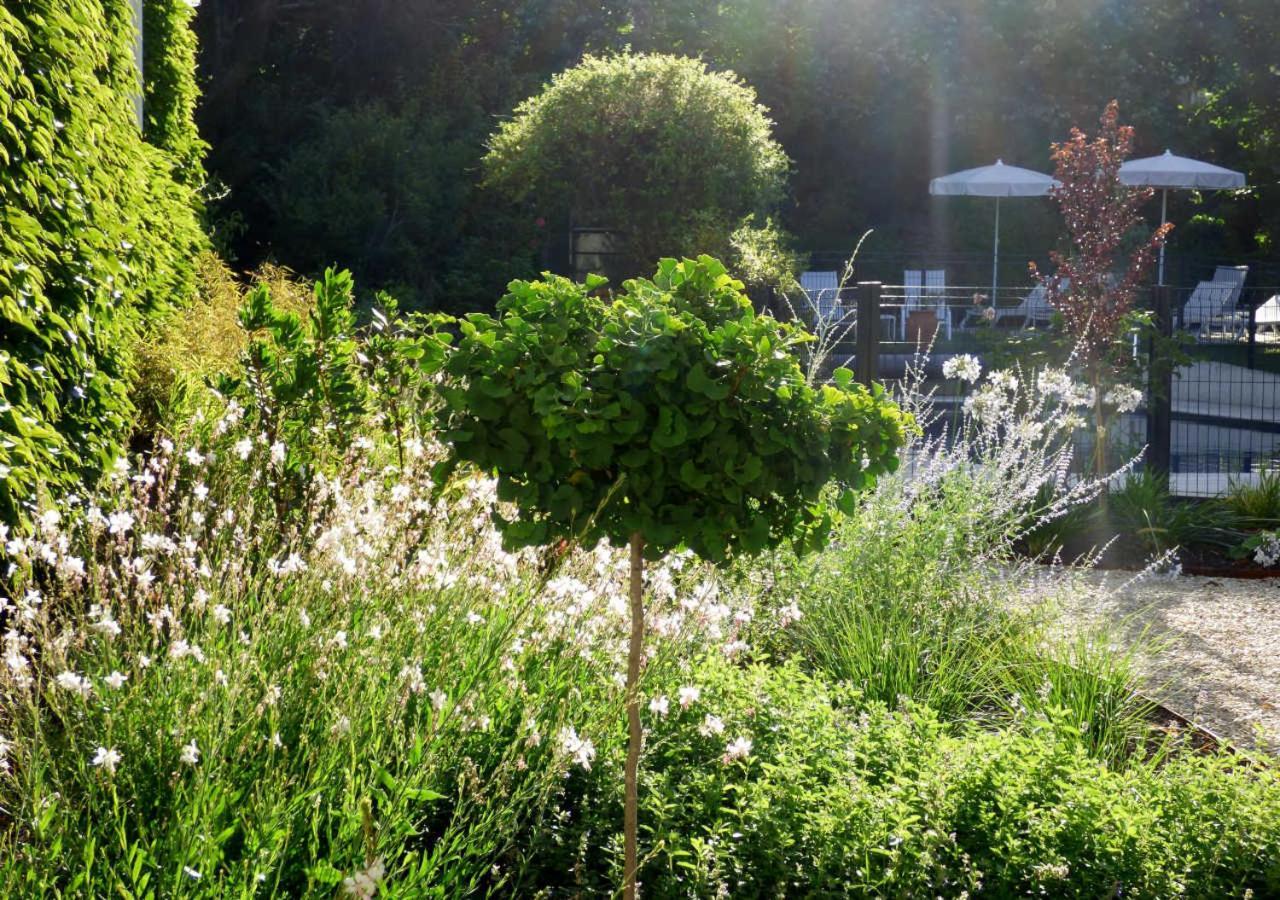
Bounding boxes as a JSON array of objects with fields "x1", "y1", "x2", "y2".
[{"x1": 781, "y1": 278, "x2": 1280, "y2": 497}]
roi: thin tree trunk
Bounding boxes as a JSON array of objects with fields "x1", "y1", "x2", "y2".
[{"x1": 624, "y1": 531, "x2": 645, "y2": 899}]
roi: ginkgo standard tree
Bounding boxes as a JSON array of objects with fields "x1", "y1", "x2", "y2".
[{"x1": 429, "y1": 256, "x2": 911, "y2": 898}]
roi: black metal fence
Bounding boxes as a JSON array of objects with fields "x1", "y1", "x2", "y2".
[{"x1": 785, "y1": 279, "x2": 1280, "y2": 497}]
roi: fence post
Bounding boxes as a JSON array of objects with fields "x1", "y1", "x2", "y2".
[
  {"x1": 1147, "y1": 285, "x2": 1174, "y2": 479},
  {"x1": 1247, "y1": 298, "x2": 1257, "y2": 370},
  {"x1": 855, "y1": 281, "x2": 881, "y2": 387}
]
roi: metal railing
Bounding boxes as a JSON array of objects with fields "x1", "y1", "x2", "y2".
[{"x1": 789, "y1": 281, "x2": 1280, "y2": 497}]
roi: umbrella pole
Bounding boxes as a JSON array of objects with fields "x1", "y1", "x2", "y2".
[
  {"x1": 992, "y1": 196, "x2": 1000, "y2": 301},
  {"x1": 1157, "y1": 188, "x2": 1167, "y2": 286}
]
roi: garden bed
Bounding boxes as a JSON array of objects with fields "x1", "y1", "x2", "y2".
[{"x1": 1027, "y1": 568, "x2": 1280, "y2": 752}]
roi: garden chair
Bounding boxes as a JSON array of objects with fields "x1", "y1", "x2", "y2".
[
  {"x1": 990, "y1": 279, "x2": 1068, "y2": 328},
  {"x1": 924, "y1": 269, "x2": 952, "y2": 339},
  {"x1": 1253, "y1": 294, "x2": 1280, "y2": 338},
  {"x1": 900, "y1": 270, "x2": 924, "y2": 339},
  {"x1": 1181, "y1": 276, "x2": 1247, "y2": 338},
  {"x1": 798, "y1": 270, "x2": 841, "y2": 324}
]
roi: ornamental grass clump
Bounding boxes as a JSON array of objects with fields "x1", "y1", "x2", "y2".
[{"x1": 429, "y1": 255, "x2": 912, "y2": 896}]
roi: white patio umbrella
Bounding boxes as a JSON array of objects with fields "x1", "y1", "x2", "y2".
[
  {"x1": 929, "y1": 160, "x2": 1058, "y2": 299},
  {"x1": 1118, "y1": 150, "x2": 1247, "y2": 285}
]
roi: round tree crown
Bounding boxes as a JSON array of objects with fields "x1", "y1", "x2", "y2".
[{"x1": 434, "y1": 256, "x2": 912, "y2": 560}]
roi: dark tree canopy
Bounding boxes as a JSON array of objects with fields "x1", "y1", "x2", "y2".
[{"x1": 193, "y1": 0, "x2": 1280, "y2": 307}]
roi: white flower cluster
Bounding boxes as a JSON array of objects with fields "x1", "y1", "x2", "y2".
[
  {"x1": 1253, "y1": 531, "x2": 1280, "y2": 567},
  {"x1": 1104, "y1": 384, "x2": 1144, "y2": 414},
  {"x1": 942, "y1": 354, "x2": 982, "y2": 384}
]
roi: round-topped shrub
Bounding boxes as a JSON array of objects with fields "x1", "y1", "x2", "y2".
[{"x1": 431, "y1": 255, "x2": 911, "y2": 896}]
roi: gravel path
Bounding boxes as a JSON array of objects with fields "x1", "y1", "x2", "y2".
[{"x1": 1024, "y1": 569, "x2": 1280, "y2": 752}]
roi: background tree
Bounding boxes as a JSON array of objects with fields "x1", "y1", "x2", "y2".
[
  {"x1": 483, "y1": 54, "x2": 794, "y2": 287},
  {"x1": 1033, "y1": 101, "x2": 1170, "y2": 476},
  {"x1": 191, "y1": 0, "x2": 1278, "y2": 307},
  {"x1": 429, "y1": 256, "x2": 911, "y2": 896}
]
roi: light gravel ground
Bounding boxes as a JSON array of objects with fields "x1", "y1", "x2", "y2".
[{"x1": 1020, "y1": 568, "x2": 1280, "y2": 752}]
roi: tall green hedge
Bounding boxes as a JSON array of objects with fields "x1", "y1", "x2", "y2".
[
  {"x1": 0, "y1": 0, "x2": 206, "y2": 524},
  {"x1": 143, "y1": 0, "x2": 206, "y2": 187}
]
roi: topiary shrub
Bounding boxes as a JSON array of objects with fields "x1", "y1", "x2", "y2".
[
  {"x1": 431, "y1": 255, "x2": 912, "y2": 895},
  {"x1": 484, "y1": 53, "x2": 794, "y2": 286},
  {"x1": 0, "y1": 0, "x2": 206, "y2": 524}
]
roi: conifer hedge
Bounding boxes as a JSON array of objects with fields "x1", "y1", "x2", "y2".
[{"x1": 0, "y1": 0, "x2": 205, "y2": 523}]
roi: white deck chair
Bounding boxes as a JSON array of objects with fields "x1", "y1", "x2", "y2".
[
  {"x1": 1182, "y1": 279, "x2": 1246, "y2": 336},
  {"x1": 798, "y1": 270, "x2": 841, "y2": 324},
  {"x1": 900, "y1": 270, "x2": 923, "y2": 338},
  {"x1": 991, "y1": 279, "x2": 1068, "y2": 328},
  {"x1": 991, "y1": 284, "x2": 1045, "y2": 327},
  {"x1": 1213, "y1": 265, "x2": 1249, "y2": 289},
  {"x1": 925, "y1": 270, "x2": 952, "y2": 338},
  {"x1": 1254, "y1": 294, "x2": 1280, "y2": 337}
]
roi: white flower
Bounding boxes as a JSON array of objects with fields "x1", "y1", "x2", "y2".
[
  {"x1": 212, "y1": 604, "x2": 232, "y2": 625},
  {"x1": 169, "y1": 640, "x2": 205, "y2": 663},
  {"x1": 92, "y1": 746, "x2": 122, "y2": 774},
  {"x1": 108, "y1": 510, "x2": 134, "y2": 536},
  {"x1": 988, "y1": 369, "x2": 1019, "y2": 393},
  {"x1": 183, "y1": 866, "x2": 201, "y2": 881},
  {"x1": 37, "y1": 508, "x2": 61, "y2": 534},
  {"x1": 179, "y1": 739, "x2": 200, "y2": 766},
  {"x1": 723, "y1": 736, "x2": 753, "y2": 763},
  {"x1": 429, "y1": 689, "x2": 447, "y2": 711},
  {"x1": 234, "y1": 437, "x2": 253, "y2": 460},
  {"x1": 55, "y1": 671, "x2": 92, "y2": 699},
  {"x1": 698, "y1": 714, "x2": 725, "y2": 737},
  {"x1": 677, "y1": 685, "x2": 700, "y2": 709},
  {"x1": 648, "y1": 695, "x2": 670, "y2": 717},
  {"x1": 1104, "y1": 384, "x2": 1144, "y2": 414},
  {"x1": 942, "y1": 353, "x2": 982, "y2": 384},
  {"x1": 103, "y1": 671, "x2": 127, "y2": 690},
  {"x1": 777, "y1": 601, "x2": 803, "y2": 627},
  {"x1": 184, "y1": 448, "x2": 205, "y2": 467},
  {"x1": 92, "y1": 616, "x2": 122, "y2": 639},
  {"x1": 1252, "y1": 532, "x2": 1280, "y2": 567},
  {"x1": 964, "y1": 384, "x2": 1008, "y2": 425},
  {"x1": 269, "y1": 441, "x2": 286, "y2": 465},
  {"x1": 557, "y1": 726, "x2": 596, "y2": 770},
  {"x1": 342, "y1": 858, "x2": 385, "y2": 899}
]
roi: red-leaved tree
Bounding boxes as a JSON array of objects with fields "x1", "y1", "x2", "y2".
[{"x1": 1032, "y1": 100, "x2": 1172, "y2": 475}]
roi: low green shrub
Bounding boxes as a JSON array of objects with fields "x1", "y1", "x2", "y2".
[
  {"x1": 1224, "y1": 468, "x2": 1280, "y2": 525},
  {"x1": 131, "y1": 256, "x2": 314, "y2": 434},
  {"x1": 1107, "y1": 471, "x2": 1242, "y2": 559},
  {"x1": 776, "y1": 471, "x2": 1153, "y2": 761},
  {"x1": 530, "y1": 657, "x2": 1280, "y2": 897}
]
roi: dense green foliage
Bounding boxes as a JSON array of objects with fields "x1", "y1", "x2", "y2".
[
  {"x1": 142, "y1": 0, "x2": 206, "y2": 187},
  {"x1": 433, "y1": 256, "x2": 911, "y2": 559},
  {"x1": 3, "y1": 271, "x2": 1277, "y2": 895},
  {"x1": 536, "y1": 659, "x2": 1280, "y2": 897},
  {"x1": 484, "y1": 54, "x2": 793, "y2": 285},
  {"x1": 193, "y1": 0, "x2": 1280, "y2": 304},
  {"x1": 0, "y1": 0, "x2": 206, "y2": 524}
]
